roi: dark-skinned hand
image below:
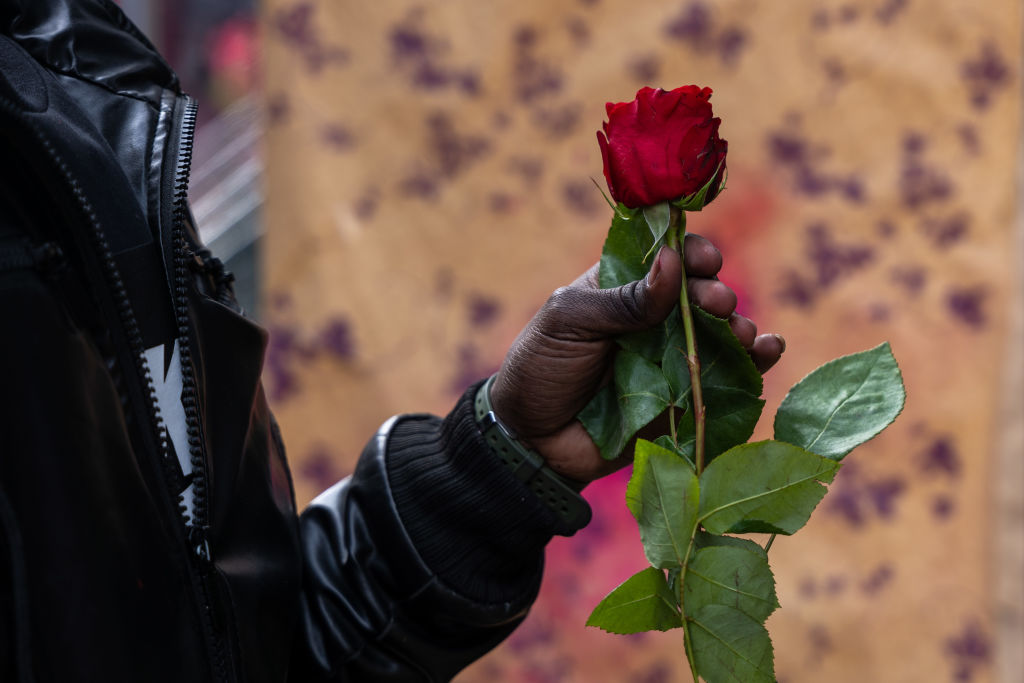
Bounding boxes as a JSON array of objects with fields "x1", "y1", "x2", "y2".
[{"x1": 491, "y1": 234, "x2": 785, "y2": 485}]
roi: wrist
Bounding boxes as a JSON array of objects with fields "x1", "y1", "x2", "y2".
[{"x1": 474, "y1": 375, "x2": 592, "y2": 535}]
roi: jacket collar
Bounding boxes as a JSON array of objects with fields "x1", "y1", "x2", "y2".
[{"x1": 1, "y1": 0, "x2": 179, "y2": 107}]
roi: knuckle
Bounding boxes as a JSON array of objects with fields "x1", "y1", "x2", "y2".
[{"x1": 610, "y1": 280, "x2": 647, "y2": 325}]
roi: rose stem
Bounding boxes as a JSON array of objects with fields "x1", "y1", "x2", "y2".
[
  {"x1": 666, "y1": 209, "x2": 707, "y2": 475},
  {"x1": 683, "y1": 622, "x2": 700, "y2": 683},
  {"x1": 668, "y1": 208, "x2": 707, "y2": 683},
  {"x1": 669, "y1": 405, "x2": 678, "y2": 446}
]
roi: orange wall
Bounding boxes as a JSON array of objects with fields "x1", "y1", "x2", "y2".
[{"x1": 260, "y1": 1, "x2": 1021, "y2": 680}]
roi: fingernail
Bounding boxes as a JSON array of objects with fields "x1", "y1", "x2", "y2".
[
  {"x1": 647, "y1": 249, "x2": 663, "y2": 287},
  {"x1": 773, "y1": 334, "x2": 787, "y2": 353}
]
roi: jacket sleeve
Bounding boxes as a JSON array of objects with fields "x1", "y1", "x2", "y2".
[{"x1": 288, "y1": 382, "x2": 569, "y2": 682}]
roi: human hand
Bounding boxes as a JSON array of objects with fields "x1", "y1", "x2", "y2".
[{"x1": 490, "y1": 235, "x2": 785, "y2": 484}]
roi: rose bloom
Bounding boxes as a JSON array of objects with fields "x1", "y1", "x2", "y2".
[{"x1": 597, "y1": 85, "x2": 728, "y2": 209}]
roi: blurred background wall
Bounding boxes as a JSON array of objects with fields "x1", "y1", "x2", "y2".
[{"x1": 120, "y1": 0, "x2": 1022, "y2": 680}]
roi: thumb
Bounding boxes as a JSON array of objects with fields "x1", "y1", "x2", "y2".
[{"x1": 542, "y1": 246, "x2": 682, "y2": 338}]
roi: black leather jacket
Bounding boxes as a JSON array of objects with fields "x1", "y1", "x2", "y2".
[{"x1": 0, "y1": 1, "x2": 563, "y2": 681}]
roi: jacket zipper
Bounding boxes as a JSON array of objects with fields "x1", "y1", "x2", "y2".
[
  {"x1": 171, "y1": 98, "x2": 212, "y2": 559},
  {"x1": 0, "y1": 95, "x2": 230, "y2": 683},
  {"x1": 169, "y1": 97, "x2": 233, "y2": 683}
]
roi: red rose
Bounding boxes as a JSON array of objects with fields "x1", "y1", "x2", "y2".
[{"x1": 597, "y1": 85, "x2": 727, "y2": 209}]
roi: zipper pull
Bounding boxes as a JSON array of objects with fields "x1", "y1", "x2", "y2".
[
  {"x1": 31, "y1": 241, "x2": 66, "y2": 276},
  {"x1": 188, "y1": 525, "x2": 213, "y2": 563}
]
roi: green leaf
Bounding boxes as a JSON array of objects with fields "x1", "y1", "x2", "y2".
[
  {"x1": 689, "y1": 605, "x2": 775, "y2": 683},
  {"x1": 664, "y1": 307, "x2": 762, "y2": 408},
  {"x1": 579, "y1": 351, "x2": 672, "y2": 460},
  {"x1": 661, "y1": 317, "x2": 691, "y2": 406},
  {"x1": 684, "y1": 546, "x2": 779, "y2": 624},
  {"x1": 673, "y1": 161, "x2": 726, "y2": 212},
  {"x1": 653, "y1": 434, "x2": 696, "y2": 469},
  {"x1": 598, "y1": 204, "x2": 649, "y2": 289},
  {"x1": 615, "y1": 351, "x2": 671, "y2": 444},
  {"x1": 618, "y1": 308, "x2": 680, "y2": 365},
  {"x1": 578, "y1": 383, "x2": 629, "y2": 460},
  {"x1": 692, "y1": 307, "x2": 763, "y2": 396},
  {"x1": 641, "y1": 201, "x2": 671, "y2": 262},
  {"x1": 699, "y1": 440, "x2": 839, "y2": 535},
  {"x1": 675, "y1": 386, "x2": 765, "y2": 463},
  {"x1": 693, "y1": 531, "x2": 768, "y2": 560},
  {"x1": 774, "y1": 342, "x2": 906, "y2": 461},
  {"x1": 627, "y1": 439, "x2": 699, "y2": 568},
  {"x1": 586, "y1": 567, "x2": 682, "y2": 634},
  {"x1": 590, "y1": 176, "x2": 617, "y2": 211}
]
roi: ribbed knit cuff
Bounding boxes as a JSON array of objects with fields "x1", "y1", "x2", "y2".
[{"x1": 386, "y1": 382, "x2": 561, "y2": 607}]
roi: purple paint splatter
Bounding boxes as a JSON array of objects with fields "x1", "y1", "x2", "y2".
[
  {"x1": 532, "y1": 103, "x2": 583, "y2": 139},
  {"x1": 767, "y1": 125, "x2": 866, "y2": 203},
  {"x1": 267, "y1": 94, "x2": 290, "y2": 125},
  {"x1": 825, "y1": 462, "x2": 906, "y2": 527},
  {"x1": 390, "y1": 12, "x2": 480, "y2": 96},
  {"x1": 947, "y1": 286, "x2": 987, "y2": 329},
  {"x1": 507, "y1": 156, "x2": 545, "y2": 185},
  {"x1": 900, "y1": 134, "x2": 954, "y2": 210},
  {"x1": 401, "y1": 113, "x2": 492, "y2": 199},
  {"x1": 298, "y1": 444, "x2": 344, "y2": 490},
  {"x1": 868, "y1": 303, "x2": 890, "y2": 322},
  {"x1": 273, "y1": 3, "x2": 349, "y2": 73},
  {"x1": 467, "y1": 294, "x2": 501, "y2": 328},
  {"x1": 513, "y1": 26, "x2": 565, "y2": 103},
  {"x1": 571, "y1": 504, "x2": 611, "y2": 561},
  {"x1": 265, "y1": 317, "x2": 356, "y2": 403},
  {"x1": 627, "y1": 54, "x2": 662, "y2": 83},
  {"x1": 822, "y1": 58, "x2": 847, "y2": 86},
  {"x1": 449, "y1": 344, "x2": 500, "y2": 395},
  {"x1": 837, "y1": 5, "x2": 860, "y2": 23},
  {"x1": 804, "y1": 221, "x2": 877, "y2": 284},
  {"x1": 877, "y1": 219, "x2": 897, "y2": 238},
  {"x1": 523, "y1": 657, "x2": 573, "y2": 683},
  {"x1": 945, "y1": 620, "x2": 991, "y2": 681},
  {"x1": 487, "y1": 192, "x2": 516, "y2": 215},
  {"x1": 664, "y1": 2, "x2": 749, "y2": 66},
  {"x1": 434, "y1": 268, "x2": 454, "y2": 299},
  {"x1": 920, "y1": 212, "x2": 970, "y2": 248},
  {"x1": 354, "y1": 187, "x2": 379, "y2": 221},
  {"x1": 961, "y1": 42, "x2": 1012, "y2": 110},
  {"x1": 427, "y1": 113, "x2": 491, "y2": 178},
  {"x1": 932, "y1": 494, "x2": 955, "y2": 520},
  {"x1": 565, "y1": 16, "x2": 591, "y2": 46},
  {"x1": 269, "y1": 291, "x2": 292, "y2": 311},
  {"x1": 318, "y1": 318, "x2": 355, "y2": 361},
  {"x1": 664, "y1": 2, "x2": 713, "y2": 48},
  {"x1": 506, "y1": 619, "x2": 556, "y2": 653},
  {"x1": 631, "y1": 661, "x2": 673, "y2": 683},
  {"x1": 562, "y1": 179, "x2": 602, "y2": 217},
  {"x1": 890, "y1": 266, "x2": 926, "y2": 295},
  {"x1": 919, "y1": 436, "x2": 961, "y2": 478},
  {"x1": 266, "y1": 325, "x2": 299, "y2": 402},
  {"x1": 399, "y1": 171, "x2": 439, "y2": 200},
  {"x1": 777, "y1": 223, "x2": 875, "y2": 308},
  {"x1": 875, "y1": 0, "x2": 909, "y2": 25},
  {"x1": 861, "y1": 563, "x2": 894, "y2": 595},
  {"x1": 806, "y1": 624, "x2": 834, "y2": 665},
  {"x1": 717, "y1": 26, "x2": 748, "y2": 66},
  {"x1": 824, "y1": 574, "x2": 847, "y2": 596},
  {"x1": 956, "y1": 123, "x2": 981, "y2": 155},
  {"x1": 321, "y1": 124, "x2": 355, "y2": 151}
]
